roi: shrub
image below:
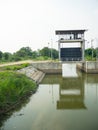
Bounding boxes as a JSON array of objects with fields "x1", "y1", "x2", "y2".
[{"x1": 0, "y1": 71, "x2": 36, "y2": 109}]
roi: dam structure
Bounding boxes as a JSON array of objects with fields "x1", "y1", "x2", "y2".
[
  {"x1": 55, "y1": 29, "x2": 98, "y2": 74},
  {"x1": 1, "y1": 29, "x2": 98, "y2": 85},
  {"x1": 16, "y1": 27, "x2": 98, "y2": 81},
  {"x1": 55, "y1": 29, "x2": 86, "y2": 62},
  {"x1": 55, "y1": 29, "x2": 86, "y2": 76}
]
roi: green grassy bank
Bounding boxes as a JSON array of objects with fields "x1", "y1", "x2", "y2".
[{"x1": 0, "y1": 70, "x2": 36, "y2": 114}]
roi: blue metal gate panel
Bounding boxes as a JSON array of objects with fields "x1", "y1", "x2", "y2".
[{"x1": 60, "y1": 48, "x2": 82, "y2": 61}]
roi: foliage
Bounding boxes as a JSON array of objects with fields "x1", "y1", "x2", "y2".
[
  {"x1": 85, "y1": 48, "x2": 98, "y2": 61},
  {"x1": 0, "y1": 51, "x2": 3, "y2": 60},
  {"x1": 40, "y1": 47, "x2": 50, "y2": 57},
  {"x1": 0, "y1": 46, "x2": 59, "y2": 62},
  {"x1": 0, "y1": 63, "x2": 30, "y2": 71},
  {"x1": 51, "y1": 48, "x2": 59, "y2": 59},
  {"x1": 1, "y1": 52, "x2": 13, "y2": 62},
  {"x1": 39, "y1": 47, "x2": 58, "y2": 59},
  {"x1": 0, "y1": 71, "x2": 36, "y2": 109},
  {"x1": 1, "y1": 46, "x2": 98, "y2": 62},
  {"x1": 14, "y1": 47, "x2": 33, "y2": 58}
]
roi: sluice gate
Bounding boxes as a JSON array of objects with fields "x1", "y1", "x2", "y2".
[{"x1": 62, "y1": 63, "x2": 78, "y2": 77}]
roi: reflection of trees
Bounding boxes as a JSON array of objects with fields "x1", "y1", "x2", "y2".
[
  {"x1": 57, "y1": 77, "x2": 86, "y2": 109},
  {"x1": 85, "y1": 74, "x2": 98, "y2": 84},
  {"x1": 41, "y1": 74, "x2": 63, "y2": 84},
  {"x1": 0, "y1": 95, "x2": 31, "y2": 128}
]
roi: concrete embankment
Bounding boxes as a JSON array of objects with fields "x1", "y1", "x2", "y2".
[
  {"x1": 1, "y1": 60, "x2": 98, "y2": 84},
  {"x1": 77, "y1": 61, "x2": 98, "y2": 73},
  {"x1": 17, "y1": 61, "x2": 98, "y2": 84},
  {"x1": 17, "y1": 61, "x2": 62, "y2": 84},
  {"x1": 31, "y1": 61, "x2": 62, "y2": 74},
  {"x1": 17, "y1": 66, "x2": 45, "y2": 84}
]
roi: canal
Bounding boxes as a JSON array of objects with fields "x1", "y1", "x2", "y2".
[{"x1": 0, "y1": 67, "x2": 98, "y2": 130}]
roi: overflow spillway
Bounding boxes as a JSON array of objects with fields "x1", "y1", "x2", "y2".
[{"x1": 62, "y1": 63, "x2": 78, "y2": 77}]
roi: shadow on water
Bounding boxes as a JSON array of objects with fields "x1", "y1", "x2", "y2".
[{"x1": 0, "y1": 94, "x2": 32, "y2": 128}]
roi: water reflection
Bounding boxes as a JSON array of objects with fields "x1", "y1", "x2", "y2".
[
  {"x1": 42, "y1": 74, "x2": 86, "y2": 110},
  {"x1": 41, "y1": 74, "x2": 98, "y2": 130},
  {"x1": 0, "y1": 94, "x2": 31, "y2": 128},
  {"x1": 0, "y1": 72, "x2": 98, "y2": 130},
  {"x1": 57, "y1": 77, "x2": 86, "y2": 109}
]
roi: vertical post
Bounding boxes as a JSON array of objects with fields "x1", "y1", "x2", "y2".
[
  {"x1": 96, "y1": 39, "x2": 98, "y2": 61},
  {"x1": 96, "y1": 48, "x2": 98, "y2": 61},
  {"x1": 91, "y1": 39, "x2": 94, "y2": 60},
  {"x1": 48, "y1": 42, "x2": 50, "y2": 58},
  {"x1": 51, "y1": 39, "x2": 53, "y2": 60},
  {"x1": 58, "y1": 41, "x2": 61, "y2": 61},
  {"x1": 82, "y1": 40, "x2": 85, "y2": 61},
  {"x1": 81, "y1": 32, "x2": 85, "y2": 61},
  {"x1": 84, "y1": 40, "x2": 85, "y2": 61}
]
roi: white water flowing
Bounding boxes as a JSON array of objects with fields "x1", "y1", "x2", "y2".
[{"x1": 62, "y1": 63, "x2": 78, "y2": 77}]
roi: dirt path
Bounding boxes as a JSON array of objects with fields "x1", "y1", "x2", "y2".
[
  {"x1": 0, "y1": 60, "x2": 33, "y2": 67},
  {"x1": 0, "y1": 60, "x2": 51, "y2": 67}
]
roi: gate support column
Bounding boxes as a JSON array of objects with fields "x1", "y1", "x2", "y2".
[{"x1": 58, "y1": 41, "x2": 61, "y2": 61}]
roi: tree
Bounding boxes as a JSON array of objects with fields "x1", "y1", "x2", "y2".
[
  {"x1": 0, "y1": 46, "x2": 59, "y2": 62},
  {"x1": 15, "y1": 47, "x2": 33, "y2": 58},
  {"x1": 39, "y1": 47, "x2": 59, "y2": 59},
  {"x1": 85, "y1": 48, "x2": 97, "y2": 60},
  {"x1": 51, "y1": 48, "x2": 58, "y2": 59},
  {"x1": 32, "y1": 51, "x2": 38, "y2": 59},
  {"x1": 40, "y1": 47, "x2": 50, "y2": 57},
  {"x1": 0, "y1": 51, "x2": 3, "y2": 60},
  {"x1": 85, "y1": 48, "x2": 92, "y2": 56},
  {"x1": 3, "y1": 52, "x2": 12, "y2": 61}
]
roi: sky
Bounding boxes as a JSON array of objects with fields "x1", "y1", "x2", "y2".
[{"x1": 0, "y1": 0, "x2": 98, "y2": 53}]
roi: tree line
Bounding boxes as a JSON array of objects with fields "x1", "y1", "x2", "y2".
[
  {"x1": 0, "y1": 46, "x2": 98, "y2": 62},
  {"x1": 0, "y1": 47, "x2": 59, "y2": 62},
  {"x1": 85, "y1": 48, "x2": 98, "y2": 60}
]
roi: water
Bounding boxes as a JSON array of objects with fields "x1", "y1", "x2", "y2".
[
  {"x1": 0, "y1": 69, "x2": 98, "y2": 130},
  {"x1": 62, "y1": 63, "x2": 78, "y2": 77}
]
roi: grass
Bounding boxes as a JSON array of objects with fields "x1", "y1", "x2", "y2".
[
  {"x1": 0, "y1": 71, "x2": 36, "y2": 112},
  {"x1": 0, "y1": 63, "x2": 30, "y2": 71}
]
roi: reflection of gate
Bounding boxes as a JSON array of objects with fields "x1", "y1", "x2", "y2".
[
  {"x1": 57, "y1": 78, "x2": 86, "y2": 109},
  {"x1": 55, "y1": 30, "x2": 87, "y2": 61},
  {"x1": 60, "y1": 48, "x2": 82, "y2": 61}
]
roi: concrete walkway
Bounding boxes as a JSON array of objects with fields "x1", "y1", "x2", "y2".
[
  {"x1": 0, "y1": 60, "x2": 51, "y2": 67},
  {"x1": 0, "y1": 60, "x2": 33, "y2": 67}
]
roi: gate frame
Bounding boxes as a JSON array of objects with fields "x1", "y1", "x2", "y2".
[{"x1": 55, "y1": 30, "x2": 87, "y2": 61}]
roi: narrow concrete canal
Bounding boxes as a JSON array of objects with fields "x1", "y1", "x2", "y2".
[{"x1": 0, "y1": 66, "x2": 98, "y2": 130}]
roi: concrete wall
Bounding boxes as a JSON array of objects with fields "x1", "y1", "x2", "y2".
[
  {"x1": 31, "y1": 61, "x2": 98, "y2": 74},
  {"x1": 17, "y1": 66, "x2": 45, "y2": 84},
  {"x1": 31, "y1": 61, "x2": 62, "y2": 74},
  {"x1": 77, "y1": 61, "x2": 98, "y2": 73}
]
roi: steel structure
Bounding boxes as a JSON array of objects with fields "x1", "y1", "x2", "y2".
[{"x1": 55, "y1": 30, "x2": 87, "y2": 61}]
